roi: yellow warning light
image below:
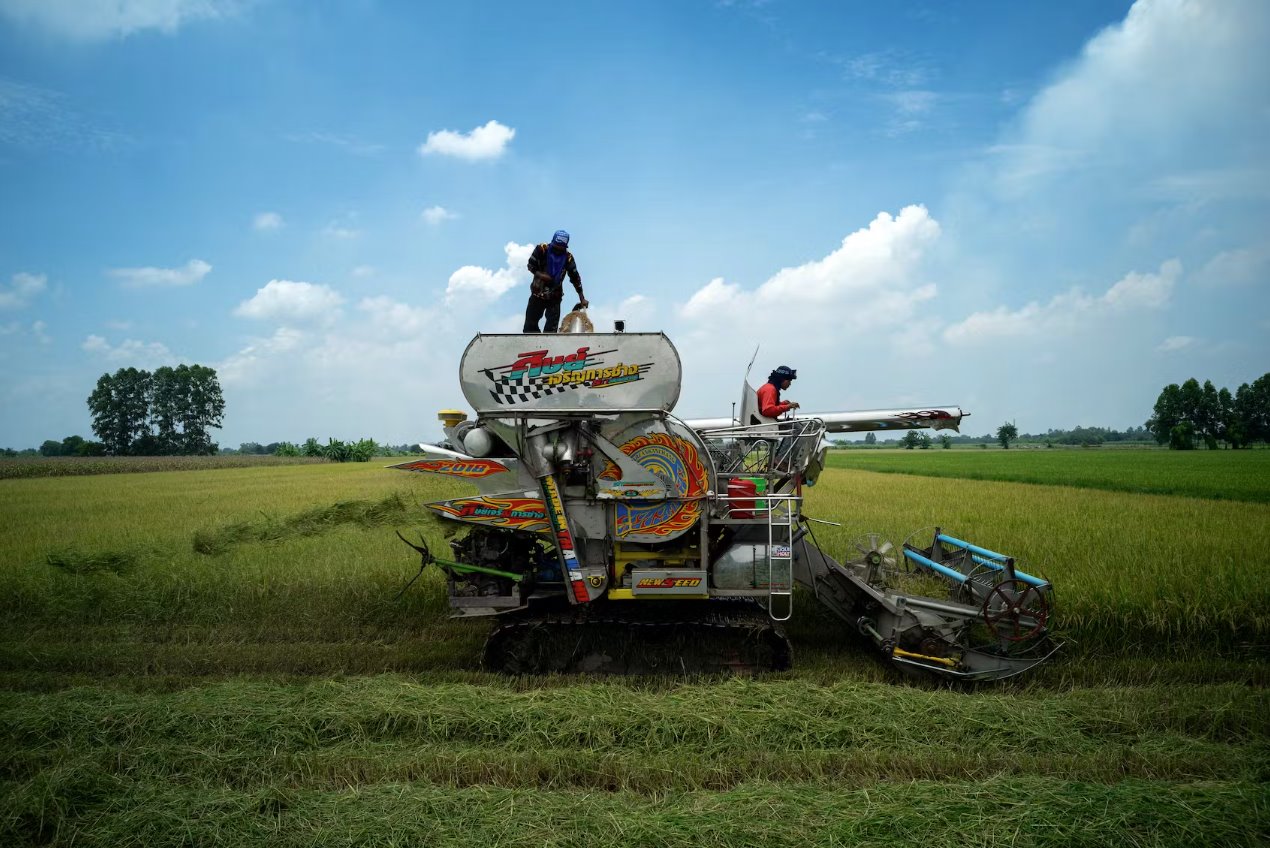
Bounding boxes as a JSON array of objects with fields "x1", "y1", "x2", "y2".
[{"x1": 437, "y1": 409, "x2": 468, "y2": 428}]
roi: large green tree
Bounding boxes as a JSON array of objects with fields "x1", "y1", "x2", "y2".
[
  {"x1": 87, "y1": 367, "x2": 153, "y2": 455},
  {"x1": 996, "y1": 422, "x2": 1018, "y2": 449},
  {"x1": 1148, "y1": 373, "x2": 1270, "y2": 449},
  {"x1": 180, "y1": 364, "x2": 225, "y2": 454},
  {"x1": 86, "y1": 365, "x2": 225, "y2": 455},
  {"x1": 151, "y1": 364, "x2": 225, "y2": 454},
  {"x1": 150, "y1": 366, "x2": 183, "y2": 454},
  {"x1": 1235, "y1": 374, "x2": 1270, "y2": 444},
  {"x1": 1146, "y1": 382, "x2": 1183, "y2": 446},
  {"x1": 1198, "y1": 380, "x2": 1222, "y2": 449}
]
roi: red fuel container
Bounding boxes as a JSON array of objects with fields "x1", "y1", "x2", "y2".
[{"x1": 727, "y1": 477, "x2": 758, "y2": 519}]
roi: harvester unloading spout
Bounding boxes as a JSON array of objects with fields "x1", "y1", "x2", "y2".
[{"x1": 393, "y1": 331, "x2": 1058, "y2": 681}]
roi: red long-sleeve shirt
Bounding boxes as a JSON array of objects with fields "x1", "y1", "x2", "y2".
[{"x1": 757, "y1": 382, "x2": 792, "y2": 418}]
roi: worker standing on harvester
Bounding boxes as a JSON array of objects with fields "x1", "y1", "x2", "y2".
[
  {"x1": 758, "y1": 366, "x2": 800, "y2": 418},
  {"x1": 523, "y1": 230, "x2": 588, "y2": 333}
]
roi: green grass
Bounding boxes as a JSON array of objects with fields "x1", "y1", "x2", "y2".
[
  {"x1": 7, "y1": 777, "x2": 1264, "y2": 847},
  {"x1": 1, "y1": 460, "x2": 1266, "y2": 846},
  {"x1": 3, "y1": 678, "x2": 1266, "y2": 846},
  {"x1": 826, "y1": 447, "x2": 1270, "y2": 502}
]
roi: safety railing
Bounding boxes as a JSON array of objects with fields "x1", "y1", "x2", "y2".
[{"x1": 698, "y1": 418, "x2": 826, "y2": 477}]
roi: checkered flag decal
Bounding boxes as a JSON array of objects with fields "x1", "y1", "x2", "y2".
[
  {"x1": 484, "y1": 363, "x2": 652, "y2": 406},
  {"x1": 486, "y1": 373, "x2": 572, "y2": 405}
]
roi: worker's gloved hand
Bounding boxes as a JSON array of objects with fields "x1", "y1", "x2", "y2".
[
  {"x1": 578, "y1": 296, "x2": 589, "y2": 308},
  {"x1": 789, "y1": 401, "x2": 800, "y2": 410}
]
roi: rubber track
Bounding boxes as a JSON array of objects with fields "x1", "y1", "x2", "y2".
[{"x1": 483, "y1": 599, "x2": 793, "y2": 675}]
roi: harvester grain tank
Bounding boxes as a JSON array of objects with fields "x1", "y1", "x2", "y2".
[{"x1": 394, "y1": 331, "x2": 1058, "y2": 680}]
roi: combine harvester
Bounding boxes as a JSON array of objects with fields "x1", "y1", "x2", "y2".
[{"x1": 394, "y1": 330, "x2": 1059, "y2": 681}]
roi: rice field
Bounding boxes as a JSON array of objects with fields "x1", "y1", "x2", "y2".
[
  {"x1": 0, "y1": 454, "x2": 329, "y2": 480},
  {"x1": 1, "y1": 458, "x2": 1267, "y2": 846},
  {"x1": 826, "y1": 447, "x2": 1270, "y2": 503}
]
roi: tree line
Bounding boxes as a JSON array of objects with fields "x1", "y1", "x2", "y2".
[
  {"x1": 8, "y1": 369, "x2": 1268, "y2": 459},
  {"x1": 87, "y1": 365, "x2": 225, "y2": 455},
  {"x1": 228, "y1": 438, "x2": 390, "y2": 462},
  {"x1": 853, "y1": 423, "x2": 1152, "y2": 449},
  {"x1": 227, "y1": 440, "x2": 427, "y2": 460},
  {"x1": 1146, "y1": 373, "x2": 1270, "y2": 449}
]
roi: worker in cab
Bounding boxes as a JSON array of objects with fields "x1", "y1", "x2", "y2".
[
  {"x1": 758, "y1": 365, "x2": 800, "y2": 418},
  {"x1": 523, "y1": 230, "x2": 588, "y2": 333}
]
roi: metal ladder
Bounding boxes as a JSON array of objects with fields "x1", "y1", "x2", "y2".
[{"x1": 766, "y1": 492, "x2": 794, "y2": 621}]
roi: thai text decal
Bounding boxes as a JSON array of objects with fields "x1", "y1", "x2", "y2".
[
  {"x1": 428, "y1": 496, "x2": 549, "y2": 532},
  {"x1": 483, "y1": 345, "x2": 650, "y2": 406}
]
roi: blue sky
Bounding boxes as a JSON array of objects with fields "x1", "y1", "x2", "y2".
[{"x1": 1, "y1": 0, "x2": 1266, "y2": 448}]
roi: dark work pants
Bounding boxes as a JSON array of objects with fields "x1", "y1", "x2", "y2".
[{"x1": 523, "y1": 296, "x2": 562, "y2": 333}]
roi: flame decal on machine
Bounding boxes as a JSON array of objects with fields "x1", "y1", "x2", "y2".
[
  {"x1": 427, "y1": 496, "x2": 550, "y2": 532},
  {"x1": 600, "y1": 432, "x2": 709, "y2": 538},
  {"x1": 895, "y1": 410, "x2": 955, "y2": 422},
  {"x1": 394, "y1": 458, "x2": 509, "y2": 478}
]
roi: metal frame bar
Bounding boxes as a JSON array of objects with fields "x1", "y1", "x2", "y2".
[
  {"x1": 902, "y1": 548, "x2": 969, "y2": 584},
  {"x1": 936, "y1": 533, "x2": 1048, "y2": 588}
]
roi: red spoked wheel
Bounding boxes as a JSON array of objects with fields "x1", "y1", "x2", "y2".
[{"x1": 981, "y1": 579, "x2": 1050, "y2": 642}]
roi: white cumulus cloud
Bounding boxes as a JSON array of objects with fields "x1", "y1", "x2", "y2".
[
  {"x1": 422, "y1": 205, "x2": 458, "y2": 225},
  {"x1": 0, "y1": 0, "x2": 247, "y2": 41},
  {"x1": 81, "y1": 334, "x2": 175, "y2": 367},
  {"x1": 418, "y1": 120, "x2": 515, "y2": 161},
  {"x1": 668, "y1": 206, "x2": 944, "y2": 420},
  {"x1": 109, "y1": 259, "x2": 211, "y2": 288},
  {"x1": 1157, "y1": 335, "x2": 1195, "y2": 352},
  {"x1": 1193, "y1": 245, "x2": 1270, "y2": 288},
  {"x1": 990, "y1": 0, "x2": 1270, "y2": 200},
  {"x1": 681, "y1": 205, "x2": 941, "y2": 331},
  {"x1": 321, "y1": 221, "x2": 360, "y2": 241},
  {"x1": 357, "y1": 296, "x2": 437, "y2": 339},
  {"x1": 234, "y1": 280, "x2": 345, "y2": 324},
  {"x1": 1100, "y1": 259, "x2": 1180, "y2": 309},
  {"x1": 0, "y1": 271, "x2": 47, "y2": 309},
  {"x1": 445, "y1": 241, "x2": 533, "y2": 304},
  {"x1": 943, "y1": 259, "x2": 1181, "y2": 345},
  {"x1": 253, "y1": 211, "x2": 284, "y2": 231},
  {"x1": 216, "y1": 326, "x2": 304, "y2": 387}
]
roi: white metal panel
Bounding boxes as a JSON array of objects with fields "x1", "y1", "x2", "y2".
[
  {"x1": 687, "y1": 406, "x2": 966, "y2": 434},
  {"x1": 459, "y1": 333, "x2": 682, "y2": 415}
]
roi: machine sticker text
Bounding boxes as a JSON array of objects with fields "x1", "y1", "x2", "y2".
[
  {"x1": 428, "y1": 497, "x2": 550, "y2": 532},
  {"x1": 635, "y1": 577, "x2": 703, "y2": 589}
]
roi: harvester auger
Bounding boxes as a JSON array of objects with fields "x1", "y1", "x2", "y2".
[{"x1": 393, "y1": 331, "x2": 1060, "y2": 681}]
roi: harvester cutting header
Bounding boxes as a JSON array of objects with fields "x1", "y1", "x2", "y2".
[{"x1": 394, "y1": 331, "x2": 1058, "y2": 681}]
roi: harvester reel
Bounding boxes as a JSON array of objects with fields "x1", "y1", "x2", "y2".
[
  {"x1": 981, "y1": 578, "x2": 1050, "y2": 642},
  {"x1": 901, "y1": 526, "x2": 939, "y2": 558}
]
